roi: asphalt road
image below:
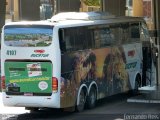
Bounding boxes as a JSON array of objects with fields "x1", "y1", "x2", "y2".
[{"x1": 1, "y1": 93, "x2": 160, "y2": 120}]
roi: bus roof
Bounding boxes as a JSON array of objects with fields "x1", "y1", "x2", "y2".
[
  {"x1": 50, "y1": 12, "x2": 144, "y2": 22},
  {"x1": 4, "y1": 12, "x2": 145, "y2": 28},
  {"x1": 50, "y1": 12, "x2": 115, "y2": 21},
  {"x1": 4, "y1": 20, "x2": 54, "y2": 26}
]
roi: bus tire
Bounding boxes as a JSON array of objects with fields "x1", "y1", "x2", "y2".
[
  {"x1": 133, "y1": 75, "x2": 141, "y2": 95},
  {"x1": 86, "y1": 87, "x2": 97, "y2": 109},
  {"x1": 76, "y1": 89, "x2": 86, "y2": 112},
  {"x1": 25, "y1": 107, "x2": 39, "y2": 113}
]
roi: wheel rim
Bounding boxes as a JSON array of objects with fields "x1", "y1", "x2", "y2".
[
  {"x1": 135, "y1": 81, "x2": 139, "y2": 90},
  {"x1": 135, "y1": 76, "x2": 140, "y2": 89},
  {"x1": 80, "y1": 92, "x2": 85, "y2": 105},
  {"x1": 90, "y1": 89, "x2": 96, "y2": 105},
  {"x1": 78, "y1": 90, "x2": 86, "y2": 111},
  {"x1": 134, "y1": 76, "x2": 140, "y2": 94}
]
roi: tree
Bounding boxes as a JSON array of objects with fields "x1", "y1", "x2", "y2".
[
  {"x1": 83, "y1": 0, "x2": 100, "y2": 6},
  {"x1": 0, "y1": 0, "x2": 6, "y2": 32}
]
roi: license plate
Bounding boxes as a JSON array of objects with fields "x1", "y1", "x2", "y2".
[
  {"x1": 24, "y1": 92, "x2": 33, "y2": 96},
  {"x1": 8, "y1": 87, "x2": 20, "y2": 92}
]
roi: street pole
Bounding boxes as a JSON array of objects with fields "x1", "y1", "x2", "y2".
[
  {"x1": 53, "y1": 0, "x2": 57, "y2": 15},
  {"x1": 153, "y1": 0, "x2": 160, "y2": 86},
  {"x1": 0, "y1": 0, "x2": 6, "y2": 30}
]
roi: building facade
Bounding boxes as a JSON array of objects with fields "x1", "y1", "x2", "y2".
[{"x1": 5, "y1": 0, "x2": 81, "y2": 22}]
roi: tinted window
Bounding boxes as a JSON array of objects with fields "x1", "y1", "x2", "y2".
[
  {"x1": 94, "y1": 27, "x2": 115, "y2": 48},
  {"x1": 130, "y1": 23, "x2": 140, "y2": 39},
  {"x1": 120, "y1": 23, "x2": 130, "y2": 44},
  {"x1": 4, "y1": 25, "x2": 53, "y2": 47},
  {"x1": 140, "y1": 22, "x2": 150, "y2": 41},
  {"x1": 59, "y1": 27, "x2": 94, "y2": 52}
]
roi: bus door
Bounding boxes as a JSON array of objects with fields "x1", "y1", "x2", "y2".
[
  {"x1": 142, "y1": 45, "x2": 151, "y2": 86},
  {"x1": 141, "y1": 22, "x2": 154, "y2": 86}
]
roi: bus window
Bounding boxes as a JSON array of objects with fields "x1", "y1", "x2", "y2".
[
  {"x1": 75, "y1": 27, "x2": 85, "y2": 50},
  {"x1": 62, "y1": 28, "x2": 75, "y2": 52},
  {"x1": 75, "y1": 27, "x2": 94, "y2": 50},
  {"x1": 120, "y1": 23, "x2": 130, "y2": 44},
  {"x1": 110, "y1": 25, "x2": 120, "y2": 45},
  {"x1": 130, "y1": 23, "x2": 140, "y2": 42},
  {"x1": 94, "y1": 29, "x2": 100, "y2": 48},
  {"x1": 4, "y1": 25, "x2": 53, "y2": 47},
  {"x1": 94, "y1": 27, "x2": 113, "y2": 48},
  {"x1": 59, "y1": 29, "x2": 66, "y2": 53},
  {"x1": 101, "y1": 28, "x2": 112, "y2": 46},
  {"x1": 81, "y1": 27, "x2": 94, "y2": 49},
  {"x1": 61, "y1": 27, "x2": 94, "y2": 52},
  {"x1": 140, "y1": 22, "x2": 150, "y2": 41}
]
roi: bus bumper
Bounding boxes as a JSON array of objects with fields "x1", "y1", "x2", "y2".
[{"x1": 2, "y1": 92, "x2": 60, "y2": 108}]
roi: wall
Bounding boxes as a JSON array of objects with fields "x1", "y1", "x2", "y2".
[
  {"x1": 132, "y1": 0, "x2": 143, "y2": 16},
  {"x1": 13, "y1": 0, "x2": 19, "y2": 21},
  {"x1": 19, "y1": 0, "x2": 40, "y2": 21},
  {"x1": 57, "y1": 0, "x2": 80, "y2": 13},
  {"x1": 153, "y1": 0, "x2": 160, "y2": 85},
  {"x1": 102, "y1": 0, "x2": 125, "y2": 16},
  {"x1": 0, "y1": 0, "x2": 6, "y2": 31}
]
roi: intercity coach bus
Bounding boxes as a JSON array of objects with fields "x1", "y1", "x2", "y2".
[{"x1": 1, "y1": 12, "x2": 154, "y2": 112}]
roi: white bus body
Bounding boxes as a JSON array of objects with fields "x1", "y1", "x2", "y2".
[{"x1": 1, "y1": 12, "x2": 152, "y2": 111}]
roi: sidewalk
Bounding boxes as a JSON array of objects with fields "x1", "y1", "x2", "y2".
[{"x1": 0, "y1": 92, "x2": 29, "y2": 114}]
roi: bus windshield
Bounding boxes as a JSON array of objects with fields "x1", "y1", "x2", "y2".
[{"x1": 4, "y1": 25, "x2": 53, "y2": 47}]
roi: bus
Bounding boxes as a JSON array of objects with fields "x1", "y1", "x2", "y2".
[{"x1": 1, "y1": 12, "x2": 154, "y2": 112}]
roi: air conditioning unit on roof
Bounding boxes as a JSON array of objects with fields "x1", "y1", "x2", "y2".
[{"x1": 49, "y1": 12, "x2": 115, "y2": 22}]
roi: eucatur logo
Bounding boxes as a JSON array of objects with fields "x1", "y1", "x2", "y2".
[
  {"x1": 128, "y1": 50, "x2": 135, "y2": 57},
  {"x1": 34, "y1": 50, "x2": 45, "y2": 54},
  {"x1": 31, "y1": 50, "x2": 49, "y2": 57}
]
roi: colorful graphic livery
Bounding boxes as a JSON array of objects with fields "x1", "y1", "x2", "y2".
[
  {"x1": 5, "y1": 62, "x2": 52, "y2": 95},
  {"x1": 1, "y1": 12, "x2": 153, "y2": 111}
]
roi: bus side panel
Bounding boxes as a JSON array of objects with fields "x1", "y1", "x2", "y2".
[
  {"x1": 60, "y1": 53, "x2": 76, "y2": 108},
  {"x1": 97, "y1": 46, "x2": 131, "y2": 98},
  {"x1": 60, "y1": 47, "x2": 135, "y2": 108},
  {"x1": 123, "y1": 43, "x2": 142, "y2": 89},
  {"x1": 60, "y1": 49, "x2": 97, "y2": 108},
  {"x1": 111, "y1": 46, "x2": 131, "y2": 94}
]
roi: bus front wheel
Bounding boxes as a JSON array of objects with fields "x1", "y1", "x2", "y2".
[
  {"x1": 25, "y1": 107, "x2": 39, "y2": 113},
  {"x1": 133, "y1": 75, "x2": 141, "y2": 95}
]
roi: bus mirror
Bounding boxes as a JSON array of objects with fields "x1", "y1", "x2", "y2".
[{"x1": 152, "y1": 46, "x2": 158, "y2": 66}]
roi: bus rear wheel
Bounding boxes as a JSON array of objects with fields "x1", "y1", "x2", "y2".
[
  {"x1": 76, "y1": 89, "x2": 86, "y2": 112},
  {"x1": 25, "y1": 107, "x2": 39, "y2": 113},
  {"x1": 86, "y1": 87, "x2": 97, "y2": 109}
]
